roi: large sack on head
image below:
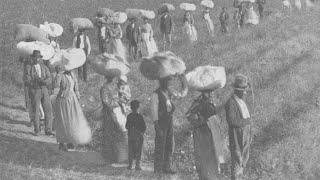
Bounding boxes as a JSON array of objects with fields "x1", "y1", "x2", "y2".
[
  {"x1": 17, "y1": 41, "x2": 55, "y2": 60},
  {"x1": 40, "y1": 22, "x2": 63, "y2": 37},
  {"x1": 97, "y1": 7, "x2": 114, "y2": 17},
  {"x1": 110, "y1": 12, "x2": 128, "y2": 24},
  {"x1": 89, "y1": 53, "x2": 130, "y2": 77},
  {"x1": 15, "y1": 24, "x2": 50, "y2": 44},
  {"x1": 125, "y1": 8, "x2": 143, "y2": 19},
  {"x1": 140, "y1": 51, "x2": 186, "y2": 80},
  {"x1": 49, "y1": 48, "x2": 86, "y2": 70},
  {"x1": 186, "y1": 66, "x2": 226, "y2": 91},
  {"x1": 158, "y1": 3, "x2": 175, "y2": 15},
  {"x1": 201, "y1": 0, "x2": 215, "y2": 8},
  {"x1": 180, "y1": 3, "x2": 197, "y2": 11},
  {"x1": 70, "y1": 18, "x2": 94, "y2": 33},
  {"x1": 140, "y1": 10, "x2": 156, "y2": 19}
]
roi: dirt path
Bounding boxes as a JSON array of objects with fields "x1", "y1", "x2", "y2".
[{"x1": 0, "y1": 95, "x2": 198, "y2": 180}]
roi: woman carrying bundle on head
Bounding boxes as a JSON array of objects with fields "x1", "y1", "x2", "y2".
[
  {"x1": 107, "y1": 12, "x2": 128, "y2": 64},
  {"x1": 180, "y1": 3, "x2": 198, "y2": 43},
  {"x1": 140, "y1": 10, "x2": 158, "y2": 57},
  {"x1": 201, "y1": 0, "x2": 215, "y2": 37},
  {"x1": 186, "y1": 66, "x2": 227, "y2": 180}
]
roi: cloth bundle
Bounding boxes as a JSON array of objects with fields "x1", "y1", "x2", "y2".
[
  {"x1": 126, "y1": 8, "x2": 143, "y2": 19},
  {"x1": 158, "y1": 3, "x2": 175, "y2": 15},
  {"x1": 186, "y1": 66, "x2": 226, "y2": 91},
  {"x1": 70, "y1": 18, "x2": 94, "y2": 33},
  {"x1": 180, "y1": 3, "x2": 197, "y2": 11},
  {"x1": 110, "y1": 12, "x2": 128, "y2": 24},
  {"x1": 15, "y1": 24, "x2": 50, "y2": 44},
  {"x1": 49, "y1": 48, "x2": 86, "y2": 71},
  {"x1": 17, "y1": 41, "x2": 55, "y2": 60},
  {"x1": 39, "y1": 22, "x2": 63, "y2": 37},
  {"x1": 89, "y1": 53, "x2": 130, "y2": 78},
  {"x1": 97, "y1": 7, "x2": 114, "y2": 17},
  {"x1": 140, "y1": 51, "x2": 186, "y2": 80},
  {"x1": 140, "y1": 10, "x2": 156, "y2": 19},
  {"x1": 201, "y1": 0, "x2": 215, "y2": 8}
]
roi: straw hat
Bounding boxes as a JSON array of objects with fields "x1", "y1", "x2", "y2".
[
  {"x1": 90, "y1": 53, "x2": 130, "y2": 78},
  {"x1": 139, "y1": 51, "x2": 186, "y2": 80},
  {"x1": 186, "y1": 66, "x2": 226, "y2": 91},
  {"x1": 180, "y1": 3, "x2": 197, "y2": 11},
  {"x1": 233, "y1": 74, "x2": 249, "y2": 91},
  {"x1": 110, "y1": 12, "x2": 128, "y2": 24},
  {"x1": 201, "y1": 0, "x2": 215, "y2": 8}
]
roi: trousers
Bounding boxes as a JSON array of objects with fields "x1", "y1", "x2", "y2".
[
  {"x1": 128, "y1": 132, "x2": 144, "y2": 162},
  {"x1": 30, "y1": 87, "x2": 53, "y2": 133},
  {"x1": 78, "y1": 62, "x2": 88, "y2": 82}
]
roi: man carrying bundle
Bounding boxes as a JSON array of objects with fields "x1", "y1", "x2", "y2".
[
  {"x1": 225, "y1": 74, "x2": 252, "y2": 180},
  {"x1": 126, "y1": 17, "x2": 141, "y2": 61},
  {"x1": 219, "y1": 7, "x2": 229, "y2": 34},
  {"x1": 73, "y1": 29, "x2": 91, "y2": 82},
  {"x1": 25, "y1": 50, "x2": 54, "y2": 136},
  {"x1": 160, "y1": 9, "x2": 173, "y2": 51}
]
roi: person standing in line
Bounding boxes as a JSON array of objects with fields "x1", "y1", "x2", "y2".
[
  {"x1": 95, "y1": 15, "x2": 108, "y2": 53},
  {"x1": 108, "y1": 22, "x2": 128, "y2": 64},
  {"x1": 72, "y1": 29, "x2": 91, "y2": 82},
  {"x1": 126, "y1": 17, "x2": 141, "y2": 61},
  {"x1": 25, "y1": 50, "x2": 54, "y2": 136},
  {"x1": 140, "y1": 17, "x2": 158, "y2": 57},
  {"x1": 225, "y1": 74, "x2": 252, "y2": 180},
  {"x1": 159, "y1": 9, "x2": 173, "y2": 51},
  {"x1": 203, "y1": 7, "x2": 215, "y2": 37},
  {"x1": 233, "y1": 10, "x2": 241, "y2": 30},
  {"x1": 219, "y1": 7, "x2": 230, "y2": 34},
  {"x1": 126, "y1": 100, "x2": 146, "y2": 170},
  {"x1": 182, "y1": 11, "x2": 198, "y2": 43}
]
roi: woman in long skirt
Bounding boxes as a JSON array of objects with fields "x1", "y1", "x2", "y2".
[
  {"x1": 108, "y1": 23, "x2": 128, "y2": 64},
  {"x1": 100, "y1": 75, "x2": 128, "y2": 163},
  {"x1": 183, "y1": 11, "x2": 198, "y2": 43},
  {"x1": 203, "y1": 7, "x2": 214, "y2": 37},
  {"x1": 140, "y1": 17, "x2": 158, "y2": 57},
  {"x1": 53, "y1": 70, "x2": 91, "y2": 151},
  {"x1": 186, "y1": 90, "x2": 224, "y2": 180}
]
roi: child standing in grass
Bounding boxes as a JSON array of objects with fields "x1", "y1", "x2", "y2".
[{"x1": 126, "y1": 100, "x2": 146, "y2": 170}]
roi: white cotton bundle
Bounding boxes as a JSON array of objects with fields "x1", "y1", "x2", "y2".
[
  {"x1": 70, "y1": 18, "x2": 94, "y2": 33},
  {"x1": 201, "y1": 0, "x2": 215, "y2": 8},
  {"x1": 49, "y1": 48, "x2": 86, "y2": 70},
  {"x1": 180, "y1": 3, "x2": 197, "y2": 11},
  {"x1": 40, "y1": 22, "x2": 63, "y2": 37},
  {"x1": 15, "y1": 24, "x2": 50, "y2": 44},
  {"x1": 17, "y1": 41, "x2": 55, "y2": 60},
  {"x1": 110, "y1": 12, "x2": 128, "y2": 24},
  {"x1": 140, "y1": 10, "x2": 156, "y2": 19}
]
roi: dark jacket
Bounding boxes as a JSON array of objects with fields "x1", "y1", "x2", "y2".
[
  {"x1": 126, "y1": 22, "x2": 140, "y2": 45},
  {"x1": 225, "y1": 95, "x2": 251, "y2": 128},
  {"x1": 160, "y1": 13, "x2": 173, "y2": 34},
  {"x1": 25, "y1": 62, "x2": 52, "y2": 89},
  {"x1": 219, "y1": 11, "x2": 229, "y2": 24},
  {"x1": 126, "y1": 112, "x2": 146, "y2": 136},
  {"x1": 155, "y1": 89, "x2": 175, "y2": 129}
]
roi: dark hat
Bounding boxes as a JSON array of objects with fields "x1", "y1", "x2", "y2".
[
  {"x1": 31, "y1": 50, "x2": 43, "y2": 58},
  {"x1": 233, "y1": 74, "x2": 249, "y2": 91}
]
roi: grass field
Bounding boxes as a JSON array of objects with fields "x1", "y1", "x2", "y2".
[{"x1": 1, "y1": 0, "x2": 320, "y2": 179}]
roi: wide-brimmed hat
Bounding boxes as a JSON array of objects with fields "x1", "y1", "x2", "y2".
[
  {"x1": 31, "y1": 50, "x2": 43, "y2": 58},
  {"x1": 186, "y1": 66, "x2": 226, "y2": 91},
  {"x1": 233, "y1": 74, "x2": 249, "y2": 91},
  {"x1": 140, "y1": 51, "x2": 186, "y2": 80}
]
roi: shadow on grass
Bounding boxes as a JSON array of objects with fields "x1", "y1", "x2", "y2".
[{"x1": 0, "y1": 101, "x2": 25, "y2": 112}]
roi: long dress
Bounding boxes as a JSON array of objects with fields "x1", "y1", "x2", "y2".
[
  {"x1": 54, "y1": 73, "x2": 91, "y2": 145},
  {"x1": 100, "y1": 81, "x2": 128, "y2": 163},
  {"x1": 203, "y1": 10, "x2": 214, "y2": 37},
  {"x1": 140, "y1": 23, "x2": 158, "y2": 57},
  {"x1": 109, "y1": 25, "x2": 128, "y2": 64},
  {"x1": 183, "y1": 14, "x2": 198, "y2": 43},
  {"x1": 186, "y1": 95, "x2": 221, "y2": 180},
  {"x1": 245, "y1": 7, "x2": 259, "y2": 25}
]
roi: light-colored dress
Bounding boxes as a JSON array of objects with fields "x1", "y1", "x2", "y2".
[
  {"x1": 203, "y1": 10, "x2": 214, "y2": 37},
  {"x1": 140, "y1": 23, "x2": 158, "y2": 57},
  {"x1": 245, "y1": 7, "x2": 259, "y2": 25},
  {"x1": 183, "y1": 14, "x2": 198, "y2": 43},
  {"x1": 109, "y1": 25, "x2": 127, "y2": 64},
  {"x1": 53, "y1": 73, "x2": 92, "y2": 145}
]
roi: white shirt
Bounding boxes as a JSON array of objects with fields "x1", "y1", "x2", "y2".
[
  {"x1": 234, "y1": 95, "x2": 250, "y2": 119},
  {"x1": 72, "y1": 34, "x2": 91, "y2": 55},
  {"x1": 100, "y1": 26, "x2": 106, "y2": 39},
  {"x1": 34, "y1": 64, "x2": 41, "y2": 78}
]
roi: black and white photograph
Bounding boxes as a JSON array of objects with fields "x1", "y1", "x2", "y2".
[{"x1": 0, "y1": 0, "x2": 319, "y2": 179}]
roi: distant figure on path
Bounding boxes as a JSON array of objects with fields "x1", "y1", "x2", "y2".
[
  {"x1": 140, "y1": 17, "x2": 158, "y2": 57},
  {"x1": 126, "y1": 17, "x2": 141, "y2": 61},
  {"x1": 219, "y1": 7, "x2": 229, "y2": 33},
  {"x1": 72, "y1": 29, "x2": 91, "y2": 82},
  {"x1": 126, "y1": 100, "x2": 146, "y2": 170},
  {"x1": 108, "y1": 22, "x2": 127, "y2": 64},
  {"x1": 233, "y1": 10, "x2": 241, "y2": 30},
  {"x1": 225, "y1": 74, "x2": 252, "y2": 180},
  {"x1": 257, "y1": 0, "x2": 266, "y2": 19},
  {"x1": 183, "y1": 11, "x2": 198, "y2": 43},
  {"x1": 160, "y1": 9, "x2": 174, "y2": 50},
  {"x1": 203, "y1": 7, "x2": 215, "y2": 37},
  {"x1": 25, "y1": 50, "x2": 54, "y2": 136},
  {"x1": 95, "y1": 16, "x2": 107, "y2": 53}
]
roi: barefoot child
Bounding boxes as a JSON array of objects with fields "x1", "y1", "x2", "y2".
[{"x1": 126, "y1": 100, "x2": 146, "y2": 170}]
